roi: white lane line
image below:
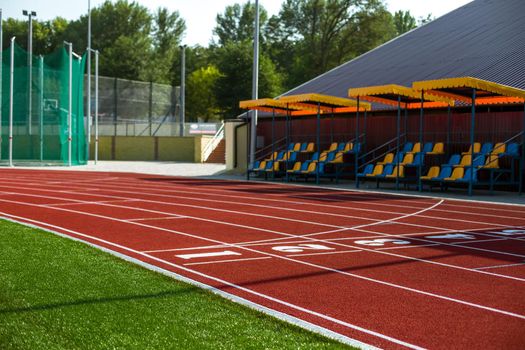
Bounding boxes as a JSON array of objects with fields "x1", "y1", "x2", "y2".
[
  {"x1": 39, "y1": 173, "x2": 525, "y2": 214},
  {"x1": 1, "y1": 191, "x2": 524, "y2": 282},
  {"x1": 126, "y1": 216, "x2": 188, "y2": 222},
  {"x1": 1, "y1": 177, "x2": 522, "y2": 233},
  {"x1": 1, "y1": 197, "x2": 525, "y2": 320},
  {"x1": 0, "y1": 212, "x2": 424, "y2": 350},
  {"x1": 475, "y1": 262, "x2": 525, "y2": 270},
  {"x1": 183, "y1": 256, "x2": 272, "y2": 266},
  {"x1": 47, "y1": 199, "x2": 140, "y2": 207},
  {"x1": 4, "y1": 173, "x2": 525, "y2": 216}
]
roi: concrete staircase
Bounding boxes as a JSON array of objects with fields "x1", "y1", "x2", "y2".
[{"x1": 204, "y1": 139, "x2": 225, "y2": 164}]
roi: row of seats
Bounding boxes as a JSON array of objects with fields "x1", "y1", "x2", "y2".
[
  {"x1": 400, "y1": 142, "x2": 444, "y2": 155},
  {"x1": 286, "y1": 142, "x2": 315, "y2": 153},
  {"x1": 461, "y1": 142, "x2": 519, "y2": 157}
]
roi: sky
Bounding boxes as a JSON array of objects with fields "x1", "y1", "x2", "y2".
[{"x1": 1, "y1": 0, "x2": 473, "y2": 46}]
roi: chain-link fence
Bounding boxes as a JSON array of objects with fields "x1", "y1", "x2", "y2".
[{"x1": 84, "y1": 75, "x2": 222, "y2": 137}]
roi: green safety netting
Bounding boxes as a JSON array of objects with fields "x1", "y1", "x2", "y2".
[{"x1": 1, "y1": 43, "x2": 86, "y2": 165}]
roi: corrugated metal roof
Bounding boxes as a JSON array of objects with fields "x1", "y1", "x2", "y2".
[{"x1": 284, "y1": 0, "x2": 525, "y2": 102}]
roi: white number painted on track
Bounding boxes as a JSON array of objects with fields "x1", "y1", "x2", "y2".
[
  {"x1": 354, "y1": 238, "x2": 410, "y2": 247},
  {"x1": 489, "y1": 229, "x2": 525, "y2": 236},
  {"x1": 272, "y1": 244, "x2": 334, "y2": 253},
  {"x1": 176, "y1": 250, "x2": 241, "y2": 260},
  {"x1": 425, "y1": 233, "x2": 475, "y2": 240}
]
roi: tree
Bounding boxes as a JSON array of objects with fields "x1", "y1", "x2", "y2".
[
  {"x1": 2, "y1": 17, "x2": 68, "y2": 55},
  {"x1": 186, "y1": 65, "x2": 223, "y2": 122},
  {"x1": 267, "y1": 0, "x2": 396, "y2": 89},
  {"x1": 62, "y1": 0, "x2": 153, "y2": 80},
  {"x1": 393, "y1": 10, "x2": 417, "y2": 35},
  {"x1": 142, "y1": 7, "x2": 186, "y2": 83},
  {"x1": 213, "y1": 41, "x2": 283, "y2": 118},
  {"x1": 212, "y1": 2, "x2": 268, "y2": 46}
]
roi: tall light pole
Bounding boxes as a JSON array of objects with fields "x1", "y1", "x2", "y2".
[
  {"x1": 22, "y1": 10, "x2": 37, "y2": 135},
  {"x1": 87, "y1": 0, "x2": 92, "y2": 160},
  {"x1": 249, "y1": 0, "x2": 260, "y2": 168},
  {"x1": 179, "y1": 45, "x2": 186, "y2": 137}
]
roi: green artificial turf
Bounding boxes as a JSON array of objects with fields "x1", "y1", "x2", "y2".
[{"x1": 0, "y1": 219, "x2": 354, "y2": 349}]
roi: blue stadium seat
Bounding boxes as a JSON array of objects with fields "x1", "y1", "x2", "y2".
[
  {"x1": 357, "y1": 164, "x2": 374, "y2": 177},
  {"x1": 422, "y1": 142, "x2": 433, "y2": 153},
  {"x1": 454, "y1": 167, "x2": 478, "y2": 183},
  {"x1": 502, "y1": 143, "x2": 519, "y2": 157},
  {"x1": 299, "y1": 143, "x2": 308, "y2": 152},
  {"x1": 443, "y1": 154, "x2": 461, "y2": 167},
  {"x1": 431, "y1": 166, "x2": 452, "y2": 181},
  {"x1": 402, "y1": 143, "x2": 414, "y2": 153},
  {"x1": 376, "y1": 164, "x2": 394, "y2": 178},
  {"x1": 480, "y1": 142, "x2": 493, "y2": 155},
  {"x1": 310, "y1": 152, "x2": 320, "y2": 162}
]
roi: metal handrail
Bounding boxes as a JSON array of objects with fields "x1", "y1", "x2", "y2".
[{"x1": 202, "y1": 121, "x2": 224, "y2": 162}]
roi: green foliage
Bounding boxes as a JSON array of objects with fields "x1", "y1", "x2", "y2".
[
  {"x1": 213, "y1": 41, "x2": 283, "y2": 119},
  {"x1": 1, "y1": 0, "x2": 426, "y2": 120},
  {"x1": 0, "y1": 220, "x2": 353, "y2": 349},
  {"x1": 213, "y1": 2, "x2": 269, "y2": 46},
  {"x1": 187, "y1": 65, "x2": 223, "y2": 122},
  {"x1": 393, "y1": 10, "x2": 417, "y2": 36}
]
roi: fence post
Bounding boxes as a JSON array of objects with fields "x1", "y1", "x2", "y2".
[
  {"x1": 149, "y1": 81, "x2": 153, "y2": 136},
  {"x1": 114, "y1": 77, "x2": 118, "y2": 136},
  {"x1": 9, "y1": 37, "x2": 15, "y2": 167}
]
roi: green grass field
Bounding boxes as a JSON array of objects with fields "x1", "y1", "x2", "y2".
[{"x1": 0, "y1": 219, "x2": 353, "y2": 349}]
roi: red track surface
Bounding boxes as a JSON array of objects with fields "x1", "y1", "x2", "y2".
[{"x1": 1, "y1": 169, "x2": 524, "y2": 349}]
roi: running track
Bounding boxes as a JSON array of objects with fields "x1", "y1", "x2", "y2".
[{"x1": 0, "y1": 169, "x2": 524, "y2": 349}]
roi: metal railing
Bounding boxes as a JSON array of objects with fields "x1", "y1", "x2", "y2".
[{"x1": 202, "y1": 121, "x2": 225, "y2": 162}]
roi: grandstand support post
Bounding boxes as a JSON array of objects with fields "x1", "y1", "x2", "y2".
[
  {"x1": 330, "y1": 107, "x2": 334, "y2": 144},
  {"x1": 396, "y1": 95, "x2": 401, "y2": 190},
  {"x1": 469, "y1": 88, "x2": 476, "y2": 196},
  {"x1": 271, "y1": 107, "x2": 275, "y2": 166},
  {"x1": 447, "y1": 105, "x2": 451, "y2": 150},
  {"x1": 94, "y1": 50, "x2": 99, "y2": 165},
  {"x1": 65, "y1": 41, "x2": 73, "y2": 167},
  {"x1": 355, "y1": 97, "x2": 360, "y2": 186},
  {"x1": 404, "y1": 107, "x2": 408, "y2": 143},
  {"x1": 517, "y1": 101, "x2": 525, "y2": 193},
  {"x1": 9, "y1": 37, "x2": 15, "y2": 167},
  {"x1": 418, "y1": 90, "x2": 424, "y2": 192},
  {"x1": 39, "y1": 55, "x2": 44, "y2": 162},
  {"x1": 316, "y1": 102, "x2": 320, "y2": 185},
  {"x1": 285, "y1": 104, "x2": 290, "y2": 182}
]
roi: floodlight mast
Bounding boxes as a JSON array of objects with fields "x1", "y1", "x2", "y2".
[
  {"x1": 249, "y1": 0, "x2": 260, "y2": 169},
  {"x1": 87, "y1": 0, "x2": 92, "y2": 161},
  {"x1": 179, "y1": 45, "x2": 186, "y2": 137},
  {"x1": 22, "y1": 10, "x2": 37, "y2": 135}
]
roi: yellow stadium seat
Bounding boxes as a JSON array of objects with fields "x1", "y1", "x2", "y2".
[
  {"x1": 480, "y1": 154, "x2": 499, "y2": 169},
  {"x1": 305, "y1": 142, "x2": 315, "y2": 152},
  {"x1": 400, "y1": 153, "x2": 414, "y2": 165},
  {"x1": 378, "y1": 153, "x2": 394, "y2": 165},
  {"x1": 331, "y1": 152, "x2": 344, "y2": 163},
  {"x1": 293, "y1": 143, "x2": 301, "y2": 152},
  {"x1": 366, "y1": 164, "x2": 384, "y2": 177},
  {"x1": 427, "y1": 142, "x2": 444, "y2": 155},
  {"x1": 491, "y1": 142, "x2": 506, "y2": 156},
  {"x1": 287, "y1": 161, "x2": 302, "y2": 173},
  {"x1": 444, "y1": 167, "x2": 464, "y2": 181},
  {"x1": 327, "y1": 142, "x2": 338, "y2": 152},
  {"x1": 318, "y1": 152, "x2": 328, "y2": 162},
  {"x1": 301, "y1": 162, "x2": 317, "y2": 174},
  {"x1": 420, "y1": 166, "x2": 440, "y2": 180},
  {"x1": 462, "y1": 142, "x2": 481, "y2": 155},
  {"x1": 455, "y1": 155, "x2": 472, "y2": 167},
  {"x1": 408, "y1": 142, "x2": 421, "y2": 154},
  {"x1": 343, "y1": 142, "x2": 353, "y2": 152},
  {"x1": 258, "y1": 161, "x2": 267, "y2": 170},
  {"x1": 386, "y1": 165, "x2": 404, "y2": 178}
]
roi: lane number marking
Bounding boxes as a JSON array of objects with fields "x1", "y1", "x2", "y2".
[
  {"x1": 425, "y1": 233, "x2": 475, "y2": 240},
  {"x1": 354, "y1": 238, "x2": 410, "y2": 247},
  {"x1": 272, "y1": 244, "x2": 334, "y2": 253}
]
